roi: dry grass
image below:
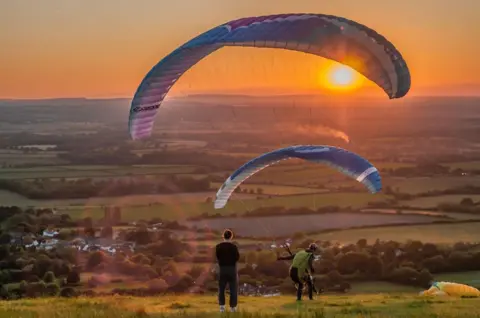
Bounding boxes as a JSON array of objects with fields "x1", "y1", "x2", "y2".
[{"x1": 1, "y1": 294, "x2": 480, "y2": 317}]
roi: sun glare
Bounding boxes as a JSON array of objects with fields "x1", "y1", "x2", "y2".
[
  {"x1": 320, "y1": 64, "x2": 363, "y2": 92},
  {"x1": 331, "y1": 67, "x2": 354, "y2": 86}
]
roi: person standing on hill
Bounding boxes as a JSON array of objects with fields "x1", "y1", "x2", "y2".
[{"x1": 215, "y1": 228, "x2": 240, "y2": 313}]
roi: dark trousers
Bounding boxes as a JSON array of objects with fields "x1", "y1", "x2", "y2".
[
  {"x1": 218, "y1": 266, "x2": 238, "y2": 308},
  {"x1": 290, "y1": 267, "x2": 313, "y2": 300}
]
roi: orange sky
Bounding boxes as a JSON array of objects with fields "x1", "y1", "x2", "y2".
[{"x1": 1, "y1": 0, "x2": 479, "y2": 99}]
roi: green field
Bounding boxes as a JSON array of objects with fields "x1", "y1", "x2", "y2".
[
  {"x1": 403, "y1": 195, "x2": 480, "y2": 208},
  {"x1": 60, "y1": 192, "x2": 391, "y2": 221},
  {"x1": 211, "y1": 182, "x2": 326, "y2": 195},
  {"x1": 312, "y1": 222, "x2": 480, "y2": 244},
  {"x1": 1, "y1": 294, "x2": 480, "y2": 317},
  {"x1": 0, "y1": 190, "x2": 254, "y2": 208},
  {"x1": 386, "y1": 176, "x2": 480, "y2": 194},
  {"x1": 222, "y1": 192, "x2": 390, "y2": 213},
  {"x1": 236, "y1": 165, "x2": 345, "y2": 186},
  {"x1": 0, "y1": 149, "x2": 66, "y2": 166},
  {"x1": 0, "y1": 164, "x2": 199, "y2": 180},
  {"x1": 185, "y1": 212, "x2": 443, "y2": 237},
  {"x1": 360, "y1": 208, "x2": 480, "y2": 221},
  {"x1": 434, "y1": 271, "x2": 480, "y2": 286},
  {"x1": 243, "y1": 170, "x2": 385, "y2": 189},
  {"x1": 0, "y1": 191, "x2": 389, "y2": 221},
  {"x1": 233, "y1": 162, "x2": 415, "y2": 189},
  {"x1": 444, "y1": 161, "x2": 480, "y2": 170},
  {"x1": 374, "y1": 162, "x2": 416, "y2": 169},
  {"x1": 234, "y1": 162, "x2": 391, "y2": 187}
]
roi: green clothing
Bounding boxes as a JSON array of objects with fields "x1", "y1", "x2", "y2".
[{"x1": 291, "y1": 250, "x2": 313, "y2": 278}]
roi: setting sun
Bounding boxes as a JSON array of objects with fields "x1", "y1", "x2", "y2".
[
  {"x1": 320, "y1": 63, "x2": 364, "y2": 93},
  {"x1": 330, "y1": 66, "x2": 355, "y2": 86}
]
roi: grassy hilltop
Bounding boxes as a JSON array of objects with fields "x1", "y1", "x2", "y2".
[{"x1": 2, "y1": 294, "x2": 480, "y2": 318}]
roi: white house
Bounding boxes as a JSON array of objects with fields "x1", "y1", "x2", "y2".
[{"x1": 43, "y1": 230, "x2": 59, "y2": 238}]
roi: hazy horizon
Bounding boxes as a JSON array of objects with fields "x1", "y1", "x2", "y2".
[{"x1": 2, "y1": 93, "x2": 480, "y2": 103}]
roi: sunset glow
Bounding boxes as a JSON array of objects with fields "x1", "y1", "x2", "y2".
[
  {"x1": 330, "y1": 66, "x2": 355, "y2": 87},
  {"x1": 320, "y1": 64, "x2": 364, "y2": 93},
  {"x1": 1, "y1": 0, "x2": 479, "y2": 98}
]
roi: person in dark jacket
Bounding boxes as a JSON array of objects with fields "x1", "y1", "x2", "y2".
[
  {"x1": 215, "y1": 228, "x2": 240, "y2": 313},
  {"x1": 277, "y1": 243, "x2": 317, "y2": 301}
]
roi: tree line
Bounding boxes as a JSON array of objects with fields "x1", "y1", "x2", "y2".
[
  {"x1": 2, "y1": 206, "x2": 480, "y2": 300},
  {"x1": 3, "y1": 226, "x2": 480, "y2": 299},
  {"x1": 0, "y1": 175, "x2": 212, "y2": 200}
]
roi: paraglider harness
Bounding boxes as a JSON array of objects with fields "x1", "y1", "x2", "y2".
[{"x1": 280, "y1": 241, "x2": 319, "y2": 295}]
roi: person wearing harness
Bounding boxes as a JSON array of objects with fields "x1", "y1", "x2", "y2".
[
  {"x1": 277, "y1": 243, "x2": 318, "y2": 301},
  {"x1": 215, "y1": 229, "x2": 240, "y2": 313}
]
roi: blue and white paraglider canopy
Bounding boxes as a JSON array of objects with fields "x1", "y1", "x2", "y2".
[
  {"x1": 129, "y1": 13, "x2": 411, "y2": 140},
  {"x1": 214, "y1": 145, "x2": 382, "y2": 209}
]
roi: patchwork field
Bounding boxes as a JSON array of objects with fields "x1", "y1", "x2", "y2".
[
  {"x1": 184, "y1": 212, "x2": 445, "y2": 237},
  {"x1": 211, "y1": 182, "x2": 325, "y2": 195},
  {"x1": 444, "y1": 161, "x2": 480, "y2": 170},
  {"x1": 0, "y1": 190, "x2": 390, "y2": 221},
  {"x1": 0, "y1": 164, "x2": 199, "y2": 180},
  {"x1": 224, "y1": 162, "x2": 479, "y2": 194},
  {"x1": 0, "y1": 190, "x2": 259, "y2": 209},
  {"x1": 385, "y1": 176, "x2": 480, "y2": 194},
  {"x1": 360, "y1": 208, "x2": 480, "y2": 221},
  {"x1": 240, "y1": 165, "x2": 360, "y2": 187},
  {"x1": 58, "y1": 192, "x2": 392, "y2": 221},
  {"x1": 2, "y1": 294, "x2": 480, "y2": 318},
  {"x1": 1, "y1": 160, "x2": 479, "y2": 236},
  {"x1": 311, "y1": 222, "x2": 480, "y2": 244},
  {"x1": 213, "y1": 192, "x2": 391, "y2": 212},
  {"x1": 0, "y1": 149, "x2": 66, "y2": 166},
  {"x1": 402, "y1": 195, "x2": 480, "y2": 208}
]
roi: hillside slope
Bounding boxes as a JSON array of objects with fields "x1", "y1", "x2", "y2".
[{"x1": 1, "y1": 294, "x2": 480, "y2": 317}]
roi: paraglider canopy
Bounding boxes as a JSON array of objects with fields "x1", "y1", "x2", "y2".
[
  {"x1": 420, "y1": 281, "x2": 480, "y2": 297},
  {"x1": 129, "y1": 13, "x2": 411, "y2": 140},
  {"x1": 214, "y1": 145, "x2": 382, "y2": 209}
]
